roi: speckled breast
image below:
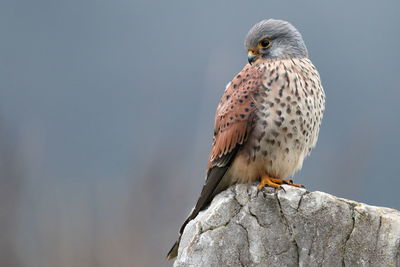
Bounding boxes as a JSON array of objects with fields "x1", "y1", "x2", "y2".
[{"x1": 238, "y1": 58, "x2": 325, "y2": 180}]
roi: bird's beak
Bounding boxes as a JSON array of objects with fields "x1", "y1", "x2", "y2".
[{"x1": 247, "y1": 50, "x2": 257, "y2": 65}]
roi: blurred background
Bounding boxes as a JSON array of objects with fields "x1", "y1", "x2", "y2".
[{"x1": 0, "y1": 0, "x2": 399, "y2": 266}]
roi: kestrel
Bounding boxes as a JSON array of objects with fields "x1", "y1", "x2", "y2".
[{"x1": 167, "y1": 19, "x2": 325, "y2": 259}]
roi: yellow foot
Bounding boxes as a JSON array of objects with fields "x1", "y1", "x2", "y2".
[
  {"x1": 270, "y1": 178, "x2": 304, "y2": 188},
  {"x1": 257, "y1": 176, "x2": 304, "y2": 190}
]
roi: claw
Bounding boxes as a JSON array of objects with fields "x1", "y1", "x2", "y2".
[
  {"x1": 258, "y1": 175, "x2": 282, "y2": 190},
  {"x1": 258, "y1": 176, "x2": 304, "y2": 190}
]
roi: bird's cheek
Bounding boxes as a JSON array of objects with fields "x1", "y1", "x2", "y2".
[{"x1": 260, "y1": 49, "x2": 270, "y2": 58}]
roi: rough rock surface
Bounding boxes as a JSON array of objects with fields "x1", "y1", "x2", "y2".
[{"x1": 174, "y1": 184, "x2": 400, "y2": 267}]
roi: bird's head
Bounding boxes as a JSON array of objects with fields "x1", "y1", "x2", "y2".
[{"x1": 244, "y1": 19, "x2": 308, "y2": 64}]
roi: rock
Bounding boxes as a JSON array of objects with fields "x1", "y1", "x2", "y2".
[{"x1": 174, "y1": 184, "x2": 400, "y2": 267}]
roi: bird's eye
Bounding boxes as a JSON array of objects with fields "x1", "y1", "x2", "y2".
[{"x1": 258, "y1": 39, "x2": 271, "y2": 49}]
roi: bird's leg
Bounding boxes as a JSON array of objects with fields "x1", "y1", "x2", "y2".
[
  {"x1": 270, "y1": 178, "x2": 293, "y2": 184},
  {"x1": 258, "y1": 175, "x2": 281, "y2": 190},
  {"x1": 258, "y1": 175, "x2": 304, "y2": 190},
  {"x1": 270, "y1": 178, "x2": 303, "y2": 188}
]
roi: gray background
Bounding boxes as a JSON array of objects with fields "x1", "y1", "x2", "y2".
[{"x1": 0, "y1": 1, "x2": 399, "y2": 266}]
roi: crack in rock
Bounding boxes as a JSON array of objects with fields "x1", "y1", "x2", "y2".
[
  {"x1": 236, "y1": 222, "x2": 250, "y2": 262},
  {"x1": 174, "y1": 184, "x2": 400, "y2": 267},
  {"x1": 342, "y1": 206, "x2": 355, "y2": 267},
  {"x1": 275, "y1": 193, "x2": 300, "y2": 266}
]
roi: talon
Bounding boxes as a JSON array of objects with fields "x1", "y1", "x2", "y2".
[
  {"x1": 258, "y1": 176, "x2": 304, "y2": 190},
  {"x1": 258, "y1": 175, "x2": 282, "y2": 190},
  {"x1": 290, "y1": 183, "x2": 304, "y2": 188}
]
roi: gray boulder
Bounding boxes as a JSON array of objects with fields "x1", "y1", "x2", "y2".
[{"x1": 174, "y1": 184, "x2": 400, "y2": 267}]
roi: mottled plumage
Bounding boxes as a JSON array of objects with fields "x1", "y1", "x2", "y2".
[
  {"x1": 167, "y1": 19, "x2": 325, "y2": 260},
  {"x1": 225, "y1": 58, "x2": 324, "y2": 184}
]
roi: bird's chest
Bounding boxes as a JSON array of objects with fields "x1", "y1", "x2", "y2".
[
  {"x1": 239, "y1": 61, "x2": 324, "y2": 177},
  {"x1": 254, "y1": 92, "x2": 317, "y2": 155}
]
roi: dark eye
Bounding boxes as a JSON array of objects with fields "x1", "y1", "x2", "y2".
[{"x1": 259, "y1": 39, "x2": 271, "y2": 49}]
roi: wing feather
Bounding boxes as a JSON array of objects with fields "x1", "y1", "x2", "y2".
[
  {"x1": 167, "y1": 65, "x2": 263, "y2": 259},
  {"x1": 208, "y1": 65, "x2": 262, "y2": 168}
]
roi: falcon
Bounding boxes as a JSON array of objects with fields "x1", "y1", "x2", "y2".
[{"x1": 167, "y1": 19, "x2": 325, "y2": 259}]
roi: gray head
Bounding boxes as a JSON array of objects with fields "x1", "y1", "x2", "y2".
[{"x1": 244, "y1": 19, "x2": 308, "y2": 64}]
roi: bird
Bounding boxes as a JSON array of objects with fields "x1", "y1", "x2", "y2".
[{"x1": 167, "y1": 19, "x2": 325, "y2": 260}]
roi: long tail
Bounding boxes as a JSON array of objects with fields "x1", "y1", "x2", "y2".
[
  {"x1": 166, "y1": 239, "x2": 180, "y2": 260},
  {"x1": 166, "y1": 164, "x2": 232, "y2": 259}
]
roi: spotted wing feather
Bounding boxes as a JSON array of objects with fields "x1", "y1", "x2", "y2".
[
  {"x1": 208, "y1": 65, "x2": 262, "y2": 169},
  {"x1": 166, "y1": 65, "x2": 264, "y2": 259}
]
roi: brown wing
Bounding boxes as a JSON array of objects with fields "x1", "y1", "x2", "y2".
[
  {"x1": 166, "y1": 65, "x2": 263, "y2": 260},
  {"x1": 208, "y1": 65, "x2": 262, "y2": 169},
  {"x1": 197, "y1": 65, "x2": 263, "y2": 214}
]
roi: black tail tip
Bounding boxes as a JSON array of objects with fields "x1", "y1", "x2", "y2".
[{"x1": 166, "y1": 240, "x2": 179, "y2": 260}]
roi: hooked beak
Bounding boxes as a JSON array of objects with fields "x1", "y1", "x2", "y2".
[{"x1": 247, "y1": 50, "x2": 257, "y2": 65}]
